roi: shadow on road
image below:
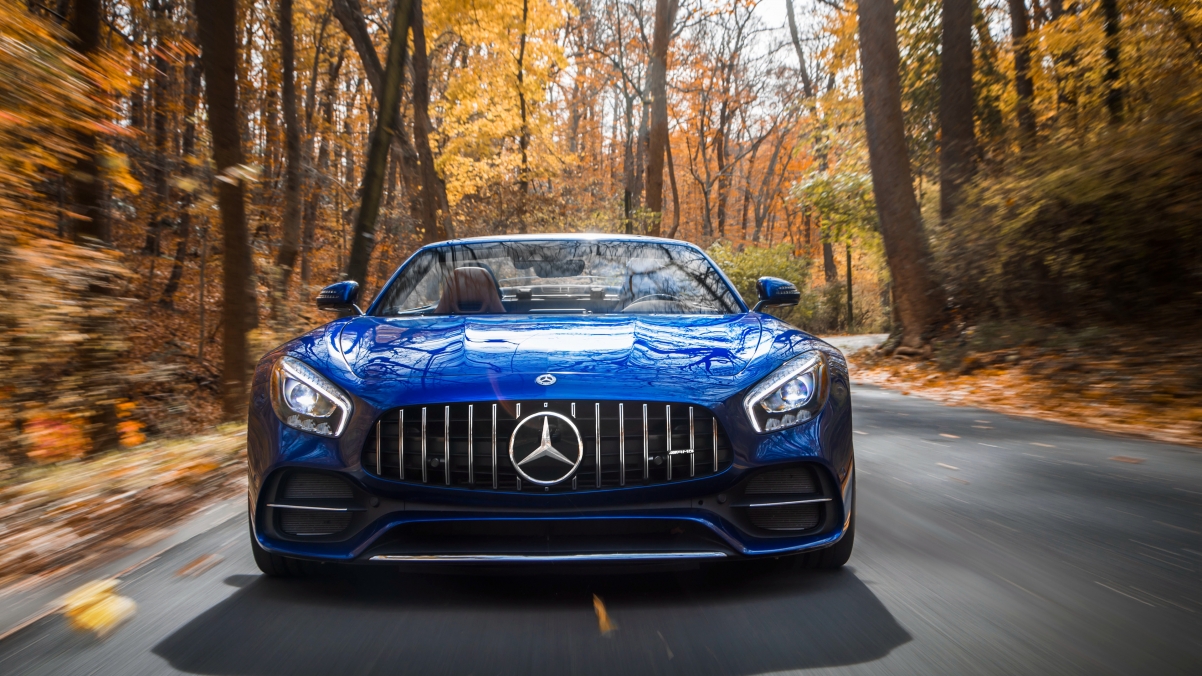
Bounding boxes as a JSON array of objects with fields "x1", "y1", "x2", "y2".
[{"x1": 154, "y1": 562, "x2": 909, "y2": 675}]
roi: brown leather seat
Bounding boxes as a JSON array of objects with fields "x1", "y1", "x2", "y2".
[{"x1": 434, "y1": 267, "x2": 506, "y2": 314}]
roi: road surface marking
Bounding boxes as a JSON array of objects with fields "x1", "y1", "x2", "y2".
[
  {"x1": 657, "y1": 631, "x2": 674, "y2": 659},
  {"x1": 1095, "y1": 581, "x2": 1155, "y2": 607},
  {"x1": 1155, "y1": 521, "x2": 1201, "y2": 535}
]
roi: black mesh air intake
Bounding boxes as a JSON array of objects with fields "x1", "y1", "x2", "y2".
[
  {"x1": 283, "y1": 473, "x2": 354, "y2": 499},
  {"x1": 744, "y1": 467, "x2": 817, "y2": 495},
  {"x1": 748, "y1": 504, "x2": 821, "y2": 531},
  {"x1": 280, "y1": 510, "x2": 352, "y2": 536}
]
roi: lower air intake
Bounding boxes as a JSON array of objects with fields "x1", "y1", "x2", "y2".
[
  {"x1": 284, "y1": 473, "x2": 354, "y2": 499},
  {"x1": 280, "y1": 510, "x2": 352, "y2": 536},
  {"x1": 744, "y1": 467, "x2": 816, "y2": 494},
  {"x1": 748, "y1": 504, "x2": 820, "y2": 531}
]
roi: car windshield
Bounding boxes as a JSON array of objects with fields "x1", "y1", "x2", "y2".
[{"x1": 372, "y1": 240, "x2": 743, "y2": 316}]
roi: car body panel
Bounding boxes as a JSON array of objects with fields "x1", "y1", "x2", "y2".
[{"x1": 248, "y1": 235, "x2": 854, "y2": 563}]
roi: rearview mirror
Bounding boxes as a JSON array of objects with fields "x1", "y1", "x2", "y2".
[
  {"x1": 316, "y1": 281, "x2": 362, "y2": 314},
  {"x1": 753, "y1": 277, "x2": 800, "y2": 312}
]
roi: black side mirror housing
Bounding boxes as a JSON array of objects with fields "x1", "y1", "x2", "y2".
[
  {"x1": 316, "y1": 281, "x2": 362, "y2": 314},
  {"x1": 753, "y1": 277, "x2": 801, "y2": 312}
]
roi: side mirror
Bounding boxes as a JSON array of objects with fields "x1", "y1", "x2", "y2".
[
  {"x1": 753, "y1": 277, "x2": 801, "y2": 312},
  {"x1": 316, "y1": 281, "x2": 362, "y2": 314}
]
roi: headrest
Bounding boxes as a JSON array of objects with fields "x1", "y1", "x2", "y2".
[{"x1": 434, "y1": 267, "x2": 505, "y2": 315}]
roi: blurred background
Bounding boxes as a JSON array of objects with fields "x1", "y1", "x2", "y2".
[{"x1": 1, "y1": 0, "x2": 1201, "y2": 666}]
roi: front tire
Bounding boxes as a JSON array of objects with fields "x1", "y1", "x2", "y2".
[
  {"x1": 250, "y1": 524, "x2": 304, "y2": 577},
  {"x1": 787, "y1": 479, "x2": 855, "y2": 570},
  {"x1": 800, "y1": 507, "x2": 854, "y2": 569}
]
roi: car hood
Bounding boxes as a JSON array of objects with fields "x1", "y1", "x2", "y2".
[
  {"x1": 283, "y1": 314, "x2": 833, "y2": 408},
  {"x1": 342, "y1": 313, "x2": 761, "y2": 375}
]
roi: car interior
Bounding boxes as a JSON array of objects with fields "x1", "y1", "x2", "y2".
[{"x1": 433, "y1": 263, "x2": 696, "y2": 315}]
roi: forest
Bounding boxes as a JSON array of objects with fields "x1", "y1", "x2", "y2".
[{"x1": 1, "y1": 0, "x2": 1200, "y2": 465}]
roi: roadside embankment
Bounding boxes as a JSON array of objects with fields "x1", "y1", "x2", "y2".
[
  {"x1": 0, "y1": 427, "x2": 246, "y2": 592},
  {"x1": 850, "y1": 342, "x2": 1202, "y2": 449}
]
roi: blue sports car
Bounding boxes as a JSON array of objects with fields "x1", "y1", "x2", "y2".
[{"x1": 247, "y1": 234, "x2": 855, "y2": 574}]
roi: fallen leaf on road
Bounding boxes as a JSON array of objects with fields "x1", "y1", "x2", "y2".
[
  {"x1": 1109, "y1": 456, "x2": 1145, "y2": 464},
  {"x1": 1031, "y1": 442, "x2": 1056, "y2": 448},
  {"x1": 593, "y1": 594, "x2": 617, "y2": 635},
  {"x1": 176, "y1": 554, "x2": 223, "y2": 577},
  {"x1": 854, "y1": 431, "x2": 868, "y2": 435},
  {"x1": 62, "y1": 579, "x2": 136, "y2": 636},
  {"x1": 940, "y1": 433, "x2": 960, "y2": 439},
  {"x1": 972, "y1": 425, "x2": 993, "y2": 429},
  {"x1": 948, "y1": 477, "x2": 971, "y2": 485},
  {"x1": 937, "y1": 463, "x2": 959, "y2": 470}
]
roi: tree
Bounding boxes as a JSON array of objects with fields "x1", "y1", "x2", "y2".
[
  {"x1": 1101, "y1": 0, "x2": 1122, "y2": 123},
  {"x1": 344, "y1": 0, "x2": 413, "y2": 288},
  {"x1": 67, "y1": 0, "x2": 107, "y2": 246},
  {"x1": 1008, "y1": 0, "x2": 1036, "y2": 151},
  {"x1": 939, "y1": 0, "x2": 975, "y2": 220},
  {"x1": 274, "y1": 0, "x2": 304, "y2": 307},
  {"x1": 196, "y1": 0, "x2": 258, "y2": 418},
  {"x1": 857, "y1": 0, "x2": 945, "y2": 347},
  {"x1": 411, "y1": 0, "x2": 452, "y2": 242},
  {"x1": 644, "y1": 0, "x2": 679, "y2": 233}
]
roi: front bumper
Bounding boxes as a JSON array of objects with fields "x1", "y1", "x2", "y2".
[{"x1": 250, "y1": 459, "x2": 854, "y2": 563}]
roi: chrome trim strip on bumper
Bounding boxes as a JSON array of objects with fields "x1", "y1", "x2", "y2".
[
  {"x1": 747, "y1": 497, "x2": 833, "y2": 508},
  {"x1": 266, "y1": 503, "x2": 349, "y2": 512},
  {"x1": 368, "y1": 551, "x2": 728, "y2": 562}
]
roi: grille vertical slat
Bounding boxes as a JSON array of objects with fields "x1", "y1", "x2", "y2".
[
  {"x1": 618, "y1": 403, "x2": 625, "y2": 487},
  {"x1": 364, "y1": 400, "x2": 732, "y2": 493}
]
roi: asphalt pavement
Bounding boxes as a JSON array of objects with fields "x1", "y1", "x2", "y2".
[{"x1": 2, "y1": 382, "x2": 1201, "y2": 675}]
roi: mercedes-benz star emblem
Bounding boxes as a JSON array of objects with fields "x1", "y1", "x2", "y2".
[
  {"x1": 508, "y1": 411, "x2": 583, "y2": 486},
  {"x1": 535, "y1": 373, "x2": 556, "y2": 386}
]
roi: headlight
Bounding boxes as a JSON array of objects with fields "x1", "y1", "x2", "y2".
[
  {"x1": 743, "y1": 352, "x2": 829, "y2": 433},
  {"x1": 270, "y1": 356, "x2": 353, "y2": 437}
]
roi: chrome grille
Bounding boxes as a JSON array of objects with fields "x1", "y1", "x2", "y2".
[{"x1": 362, "y1": 400, "x2": 732, "y2": 492}]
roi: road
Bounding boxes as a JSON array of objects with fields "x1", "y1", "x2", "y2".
[{"x1": 2, "y1": 383, "x2": 1201, "y2": 675}]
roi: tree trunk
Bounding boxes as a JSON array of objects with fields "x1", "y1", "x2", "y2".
[
  {"x1": 622, "y1": 92, "x2": 635, "y2": 233},
  {"x1": 274, "y1": 0, "x2": 303, "y2": 310},
  {"x1": 857, "y1": 0, "x2": 945, "y2": 347},
  {"x1": 939, "y1": 0, "x2": 975, "y2": 221},
  {"x1": 411, "y1": 0, "x2": 452, "y2": 243},
  {"x1": 1008, "y1": 0, "x2": 1036, "y2": 151},
  {"x1": 1100, "y1": 0, "x2": 1122, "y2": 123},
  {"x1": 68, "y1": 0, "x2": 108, "y2": 245},
  {"x1": 785, "y1": 0, "x2": 815, "y2": 98},
  {"x1": 666, "y1": 138, "x2": 681, "y2": 238},
  {"x1": 345, "y1": 0, "x2": 413, "y2": 288},
  {"x1": 845, "y1": 245, "x2": 854, "y2": 332},
  {"x1": 302, "y1": 47, "x2": 345, "y2": 287},
  {"x1": 715, "y1": 102, "x2": 729, "y2": 238},
  {"x1": 516, "y1": 0, "x2": 531, "y2": 207},
  {"x1": 161, "y1": 50, "x2": 202, "y2": 307},
  {"x1": 197, "y1": 0, "x2": 258, "y2": 419},
  {"x1": 644, "y1": 0, "x2": 678, "y2": 233},
  {"x1": 823, "y1": 241, "x2": 837, "y2": 282},
  {"x1": 332, "y1": 0, "x2": 420, "y2": 207}
]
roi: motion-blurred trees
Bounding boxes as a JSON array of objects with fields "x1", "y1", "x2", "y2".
[{"x1": 2, "y1": 0, "x2": 1200, "y2": 460}]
